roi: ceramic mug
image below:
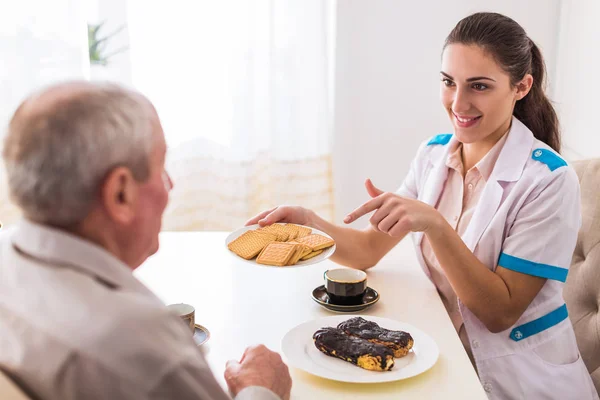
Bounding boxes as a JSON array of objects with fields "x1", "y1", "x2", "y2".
[
  {"x1": 324, "y1": 268, "x2": 367, "y2": 305},
  {"x1": 167, "y1": 303, "x2": 195, "y2": 333}
]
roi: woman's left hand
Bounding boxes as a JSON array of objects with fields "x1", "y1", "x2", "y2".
[{"x1": 343, "y1": 179, "x2": 443, "y2": 236}]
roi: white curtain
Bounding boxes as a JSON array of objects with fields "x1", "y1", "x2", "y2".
[
  {"x1": 127, "y1": 0, "x2": 335, "y2": 230},
  {"x1": 0, "y1": 0, "x2": 335, "y2": 231},
  {"x1": 0, "y1": 0, "x2": 89, "y2": 227}
]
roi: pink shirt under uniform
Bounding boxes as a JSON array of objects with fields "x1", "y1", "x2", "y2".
[{"x1": 420, "y1": 132, "x2": 508, "y2": 363}]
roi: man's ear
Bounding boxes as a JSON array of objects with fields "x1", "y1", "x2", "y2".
[
  {"x1": 515, "y1": 73, "x2": 534, "y2": 101},
  {"x1": 100, "y1": 167, "x2": 138, "y2": 225}
]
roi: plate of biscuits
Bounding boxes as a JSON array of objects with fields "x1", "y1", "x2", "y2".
[
  {"x1": 226, "y1": 223, "x2": 336, "y2": 267},
  {"x1": 281, "y1": 316, "x2": 439, "y2": 383}
]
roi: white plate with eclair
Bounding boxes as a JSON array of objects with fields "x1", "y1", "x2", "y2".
[{"x1": 281, "y1": 315, "x2": 439, "y2": 383}]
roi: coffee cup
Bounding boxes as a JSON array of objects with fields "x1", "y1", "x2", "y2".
[
  {"x1": 324, "y1": 268, "x2": 367, "y2": 305},
  {"x1": 167, "y1": 303, "x2": 195, "y2": 333}
]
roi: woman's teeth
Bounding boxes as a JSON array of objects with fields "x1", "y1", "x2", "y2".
[
  {"x1": 456, "y1": 115, "x2": 480, "y2": 123},
  {"x1": 454, "y1": 114, "x2": 481, "y2": 128}
]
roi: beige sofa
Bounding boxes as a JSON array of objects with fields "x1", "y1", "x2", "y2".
[{"x1": 565, "y1": 159, "x2": 600, "y2": 393}]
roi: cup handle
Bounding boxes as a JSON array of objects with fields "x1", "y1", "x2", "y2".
[{"x1": 323, "y1": 270, "x2": 328, "y2": 282}]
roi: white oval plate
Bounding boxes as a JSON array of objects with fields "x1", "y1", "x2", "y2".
[
  {"x1": 281, "y1": 315, "x2": 439, "y2": 383},
  {"x1": 225, "y1": 224, "x2": 336, "y2": 267}
]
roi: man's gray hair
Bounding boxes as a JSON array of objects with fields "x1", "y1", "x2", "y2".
[{"x1": 2, "y1": 82, "x2": 156, "y2": 227}]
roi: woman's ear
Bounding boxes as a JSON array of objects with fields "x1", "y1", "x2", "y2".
[{"x1": 515, "y1": 74, "x2": 534, "y2": 101}]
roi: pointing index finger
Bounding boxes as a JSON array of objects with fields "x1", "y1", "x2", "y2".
[{"x1": 344, "y1": 197, "x2": 384, "y2": 224}]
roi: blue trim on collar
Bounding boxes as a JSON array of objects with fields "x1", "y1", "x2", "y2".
[
  {"x1": 498, "y1": 253, "x2": 568, "y2": 282},
  {"x1": 427, "y1": 133, "x2": 453, "y2": 146},
  {"x1": 510, "y1": 304, "x2": 568, "y2": 342},
  {"x1": 531, "y1": 148, "x2": 567, "y2": 171}
]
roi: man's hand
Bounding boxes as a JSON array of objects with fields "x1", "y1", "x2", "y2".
[{"x1": 224, "y1": 345, "x2": 292, "y2": 400}]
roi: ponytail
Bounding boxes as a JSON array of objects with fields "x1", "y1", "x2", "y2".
[{"x1": 513, "y1": 41, "x2": 561, "y2": 152}]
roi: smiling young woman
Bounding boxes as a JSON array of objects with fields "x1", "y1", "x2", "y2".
[{"x1": 247, "y1": 12, "x2": 599, "y2": 399}]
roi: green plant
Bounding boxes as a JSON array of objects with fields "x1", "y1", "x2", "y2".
[{"x1": 88, "y1": 22, "x2": 128, "y2": 66}]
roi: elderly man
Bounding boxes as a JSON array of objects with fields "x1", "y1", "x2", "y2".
[{"x1": 0, "y1": 82, "x2": 292, "y2": 400}]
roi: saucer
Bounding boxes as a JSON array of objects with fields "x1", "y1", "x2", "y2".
[
  {"x1": 311, "y1": 285, "x2": 379, "y2": 312},
  {"x1": 193, "y1": 324, "x2": 210, "y2": 346}
]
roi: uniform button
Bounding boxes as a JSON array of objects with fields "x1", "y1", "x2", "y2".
[
  {"x1": 467, "y1": 183, "x2": 474, "y2": 190},
  {"x1": 514, "y1": 330, "x2": 523, "y2": 340},
  {"x1": 472, "y1": 340, "x2": 479, "y2": 349},
  {"x1": 483, "y1": 382, "x2": 493, "y2": 393},
  {"x1": 453, "y1": 216, "x2": 458, "y2": 222},
  {"x1": 534, "y1": 150, "x2": 542, "y2": 158}
]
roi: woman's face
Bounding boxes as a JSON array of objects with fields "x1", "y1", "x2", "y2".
[{"x1": 440, "y1": 44, "x2": 526, "y2": 145}]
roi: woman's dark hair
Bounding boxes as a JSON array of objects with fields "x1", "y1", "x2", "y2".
[{"x1": 445, "y1": 12, "x2": 560, "y2": 152}]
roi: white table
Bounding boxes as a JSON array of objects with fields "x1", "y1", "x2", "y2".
[{"x1": 135, "y1": 232, "x2": 488, "y2": 399}]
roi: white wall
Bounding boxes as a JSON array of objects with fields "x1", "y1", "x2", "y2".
[
  {"x1": 553, "y1": 0, "x2": 600, "y2": 161},
  {"x1": 332, "y1": 0, "x2": 562, "y2": 225}
]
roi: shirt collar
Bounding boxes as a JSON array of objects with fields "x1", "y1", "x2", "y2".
[
  {"x1": 444, "y1": 141, "x2": 464, "y2": 172},
  {"x1": 442, "y1": 116, "x2": 533, "y2": 183},
  {"x1": 444, "y1": 132, "x2": 507, "y2": 181},
  {"x1": 474, "y1": 129, "x2": 510, "y2": 181},
  {"x1": 10, "y1": 219, "x2": 149, "y2": 293},
  {"x1": 490, "y1": 116, "x2": 534, "y2": 182}
]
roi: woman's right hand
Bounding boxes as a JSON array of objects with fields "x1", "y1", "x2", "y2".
[{"x1": 245, "y1": 205, "x2": 313, "y2": 227}]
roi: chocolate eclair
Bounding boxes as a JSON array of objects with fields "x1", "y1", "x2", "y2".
[
  {"x1": 313, "y1": 327, "x2": 395, "y2": 371},
  {"x1": 337, "y1": 317, "x2": 414, "y2": 358}
]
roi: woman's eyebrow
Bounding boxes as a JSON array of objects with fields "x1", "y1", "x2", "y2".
[{"x1": 440, "y1": 71, "x2": 496, "y2": 82}]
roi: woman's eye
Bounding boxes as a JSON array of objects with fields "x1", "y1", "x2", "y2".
[
  {"x1": 472, "y1": 83, "x2": 488, "y2": 91},
  {"x1": 441, "y1": 79, "x2": 454, "y2": 87}
]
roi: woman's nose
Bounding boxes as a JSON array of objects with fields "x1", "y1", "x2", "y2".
[{"x1": 452, "y1": 88, "x2": 472, "y2": 114}]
